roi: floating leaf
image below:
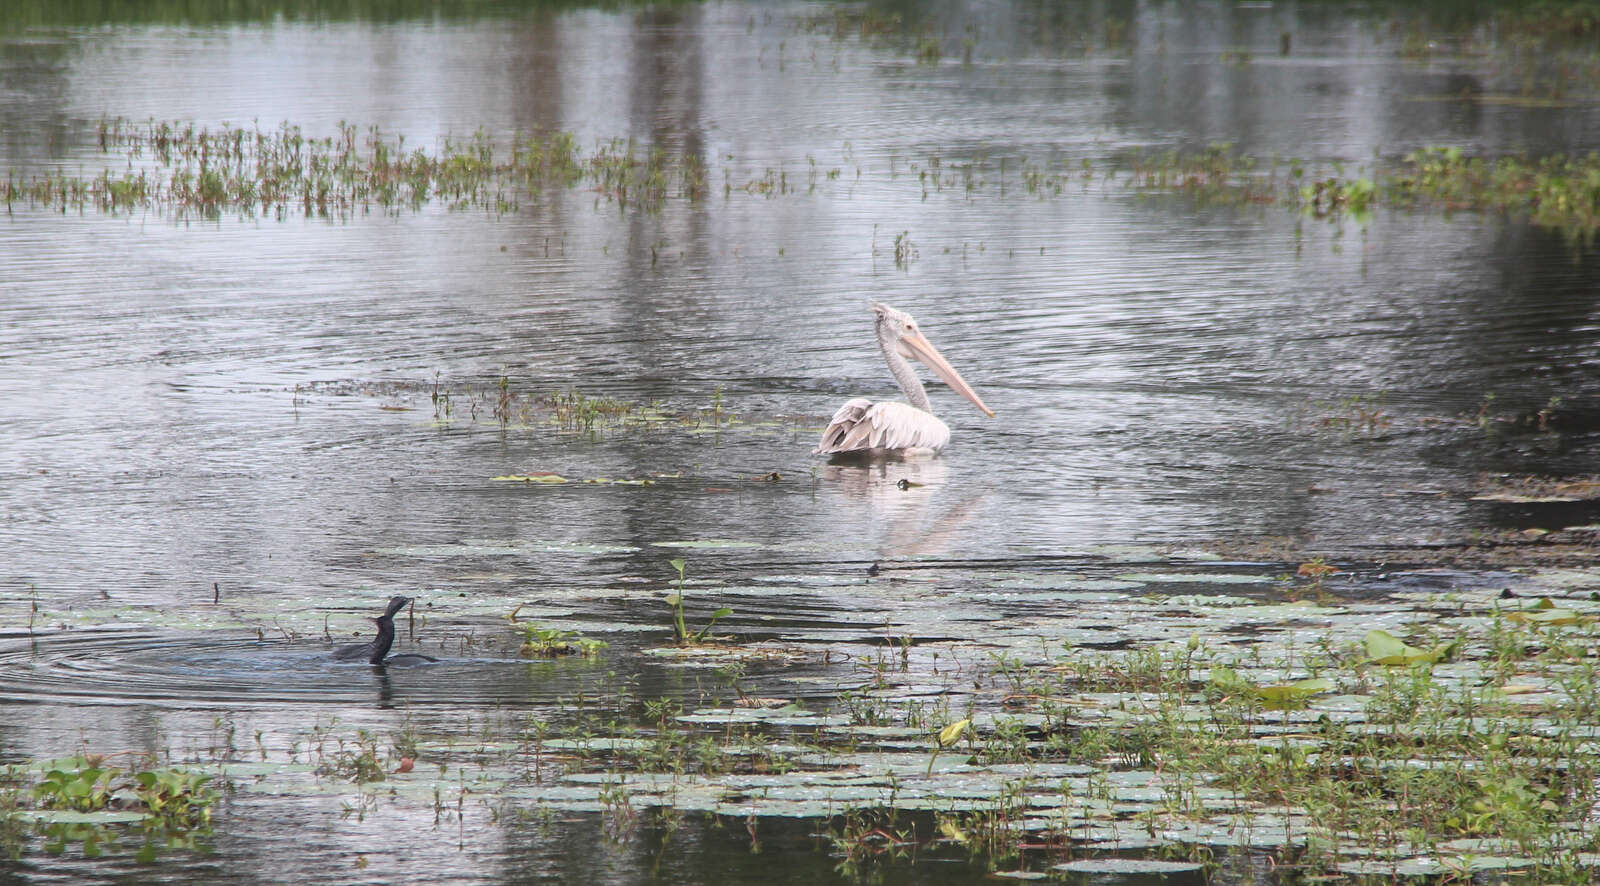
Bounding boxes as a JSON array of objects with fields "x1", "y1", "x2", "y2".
[
  {"x1": 20, "y1": 809, "x2": 147, "y2": 825},
  {"x1": 1364, "y1": 629, "x2": 1457, "y2": 666},
  {"x1": 1255, "y1": 678, "x2": 1336, "y2": 702},
  {"x1": 1498, "y1": 684, "x2": 1545, "y2": 696},
  {"x1": 652, "y1": 540, "x2": 763, "y2": 549},
  {"x1": 1119, "y1": 572, "x2": 1273, "y2": 585},
  {"x1": 1504, "y1": 598, "x2": 1597, "y2": 626},
  {"x1": 1212, "y1": 669, "x2": 1334, "y2": 708},
  {"x1": 1053, "y1": 859, "x2": 1204, "y2": 873}
]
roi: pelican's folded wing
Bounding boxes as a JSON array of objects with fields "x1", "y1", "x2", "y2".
[{"x1": 815, "y1": 400, "x2": 950, "y2": 454}]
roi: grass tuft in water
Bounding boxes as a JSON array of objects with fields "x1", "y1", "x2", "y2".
[{"x1": 0, "y1": 118, "x2": 708, "y2": 219}]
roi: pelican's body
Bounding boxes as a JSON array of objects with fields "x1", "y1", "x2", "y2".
[{"x1": 815, "y1": 303, "x2": 993, "y2": 456}]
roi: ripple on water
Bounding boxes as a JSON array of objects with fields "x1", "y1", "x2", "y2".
[{"x1": 0, "y1": 631, "x2": 608, "y2": 709}]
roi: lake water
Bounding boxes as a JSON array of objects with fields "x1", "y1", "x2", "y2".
[{"x1": 2, "y1": 1, "x2": 1599, "y2": 882}]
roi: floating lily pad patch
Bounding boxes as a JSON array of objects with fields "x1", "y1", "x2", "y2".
[
  {"x1": 537, "y1": 737, "x2": 659, "y2": 753},
  {"x1": 674, "y1": 707, "x2": 846, "y2": 727},
  {"x1": 650, "y1": 539, "x2": 765, "y2": 550},
  {"x1": 752, "y1": 573, "x2": 870, "y2": 587},
  {"x1": 1074, "y1": 833, "x2": 1171, "y2": 852},
  {"x1": 1363, "y1": 628, "x2": 1459, "y2": 665},
  {"x1": 14, "y1": 809, "x2": 150, "y2": 825},
  {"x1": 376, "y1": 540, "x2": 641, "y2": 557},
  {"x1": 1119, "y1": 572, "x2": 1275, "y2": 586},
  {"x1": 1053, "y1": 857, "x2": 1205, "y2": 874},
  {"x1": 986, "y1": 573, "x2": 1147, "y2": 592},
  {"x1": 1502, "y1": 597, "x2": 1599, "y2": 626}
]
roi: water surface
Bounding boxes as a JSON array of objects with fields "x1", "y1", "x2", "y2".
[{"x1": 3, "y1": 0, "x2": 1599, "y2": 881}]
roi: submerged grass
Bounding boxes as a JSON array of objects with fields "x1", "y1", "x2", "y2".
[
  {"x1": 5, "y1": 117, "x2": 1600, "y2": 238},
  {"x1": 2, "y1": 118, "x2": 705, "y2": 219},
  {"x1": 424, "y1": 377, "x2": 754, "y2": 441},
  {"x1": 430, "y1": 378, "x2": 669, "y2": 432}
]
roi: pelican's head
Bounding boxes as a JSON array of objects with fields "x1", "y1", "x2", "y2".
[{"x1": 870, "y1": 302, "x2": 994, "y2": 417}]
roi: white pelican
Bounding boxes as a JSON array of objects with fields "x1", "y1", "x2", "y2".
[{"x1": 815, "y1": 302, "x2": 993, "y2": 455}]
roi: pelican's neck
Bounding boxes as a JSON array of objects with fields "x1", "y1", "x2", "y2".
[{"x1": 877, "y1": 319, "x2": 933, "y2": 414}]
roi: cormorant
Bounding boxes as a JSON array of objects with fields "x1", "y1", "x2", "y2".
[{"x1": 333, "y1": 595, "x2": 436, "y2": 665}]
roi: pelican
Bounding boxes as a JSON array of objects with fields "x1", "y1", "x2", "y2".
[{"x1": 815, "y1": 303, "x2": 993, "y2": 455}]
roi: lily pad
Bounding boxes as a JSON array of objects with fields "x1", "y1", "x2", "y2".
[
  {"x1": 1213, "y1": 668, "x2": 1336, "y2": 706},
  {"x1": 1363, "y1": 629, "x2": 1458, "y2": 666},
  {"x1": 1120, "y1": 573, "x2": 1273, "y2": 586},
  {"x1": 1052, "y1": 858, "x2": 1204, "y2": 873},
  {"x1": 16, "y1": 809, "x2": 149, "y2": 825},
  {"x1": 650, "y1": 540, "x2": 764, "y2": 550},
  {"x1": 1504, "y1": 598, "x2": 1597, "y2": 626}
]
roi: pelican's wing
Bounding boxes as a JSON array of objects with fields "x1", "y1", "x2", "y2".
[{"x1": 814, "y1": 399, "x2": 951, "y2": 454}]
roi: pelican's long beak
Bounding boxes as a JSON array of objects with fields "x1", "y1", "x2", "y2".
[{"x1": 898, "y1": 330, "x2": 995, "y2": 417}]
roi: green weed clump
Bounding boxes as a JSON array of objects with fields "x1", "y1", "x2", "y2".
[
  {"x1": 30, "y1": 755, "x2": 215, "y2": 828},
  {"x1": 4, "y1": 754, "x2": 217, "y2": 861},
  {"x1": 1395, "y1": 146, "x2": 1600, "y2": 234},
  {"x1": 0, "y1": 117, "x2": 708, "y2": 219},
  {"x1": 969, "y1": 611, "x2": 1600, "y2": 882},
  {"x1": 5, "y1": 117, "x2": 1600, "y2": 239},
  {"x1": 515, "y1": 623, "x2": 606, "y2": 658}
]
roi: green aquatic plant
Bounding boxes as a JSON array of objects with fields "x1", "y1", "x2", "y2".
[
  {"x1": 130, "y1": 769, "x2": 214, "y2": 828},
  {"x1": 1394, "y1": 146, "x2": 1600, "y2": 235},
  {"x1": 21, "y1": 756, "x2": 217, "y2": 861},
  {"x1": 314, "y1": 731, "x2": 388, "y2": 784},
  {"x1": 1301, "y1": 175, "x2": 1377, "y2": 224},
  {"x1": 515, "y1": 623, "x2": 606, "y2": 658},
  {"x1": 7, "y1": 116, "x2": 1600, "y2": 240},
  {"x1": 30, "y1": 757, "x2": 214, "y2": 828},
  {"x1": 1363, "y1": 628, "x2": 1460, "y2": 666},
  {"x1": 0, "y1": 118, "x2": 709, "y2": 219},
  {"x1": 1209, "y1": 668, "x2": 1335, "y2": 709},
  {"x1": 664, "y1": 558, "x2": 732, "y2": 646},
  {"x1": 32, "y1": 764, "x2": 115, "y2": 813},
  {"x1": 891, "y1": 230, "x2": 917, "y2": 269},
  {"x1": 543, "y1": 388, "x2": 641, "y2": 430}
]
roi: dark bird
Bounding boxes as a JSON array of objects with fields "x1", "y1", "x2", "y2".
[{"x1": 333, "y1": 595, "x2": 436, "y2": 665}]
